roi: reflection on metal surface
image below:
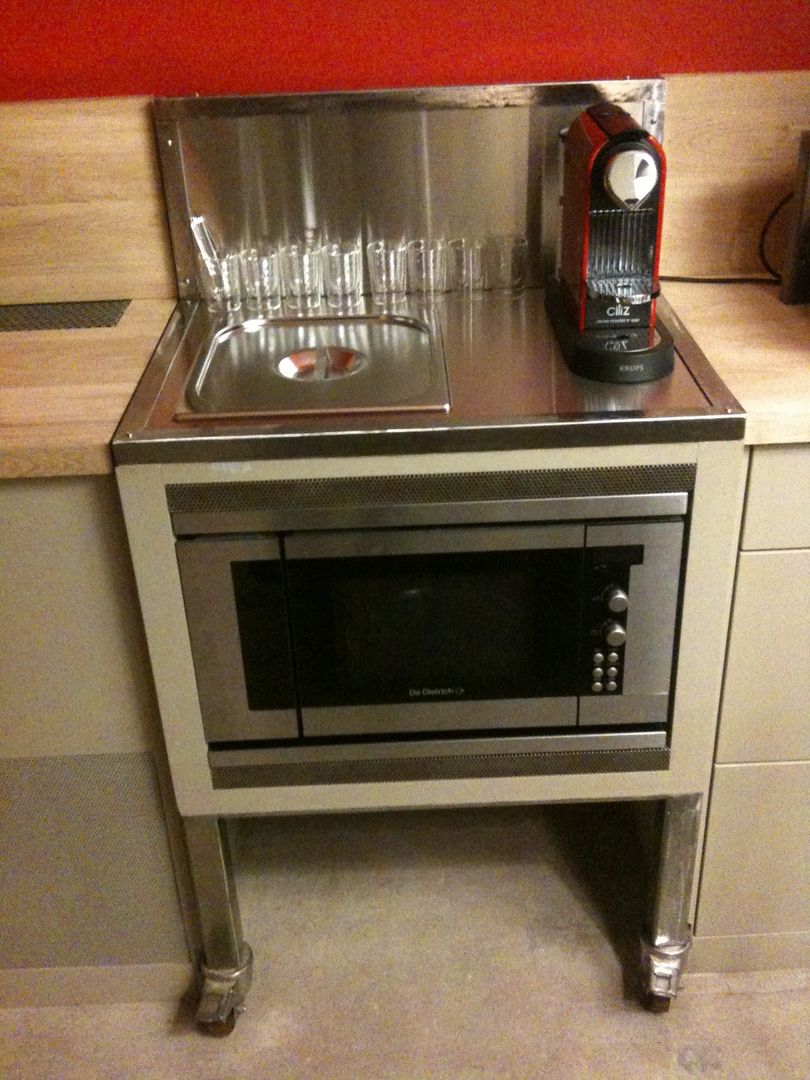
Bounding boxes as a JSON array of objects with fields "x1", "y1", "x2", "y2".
[
  {"x1": 109, "y1": 80, "x2": 746, "y2": 462},
  {"x1": 640, "y1": 793, "x2": 702, "y2": 1004},
  {"x1": 207, "y1": 728, "x2": 669, "y2": 764},
  {"x1": 178, "y1": 311, "x2": 449, "y2": 419},
  {"x1": 153, "y1": 81, "x2": 666, "y2": 303},
  {"x1": 276, "y1": 346, "x2": 366, "y2": 381},
  {"x1": 153, "y1": 82, "x2": 666, "y2": 120},
  {"x1": 207, "y1": 730, "x2": 669, "y2": 787},
  {"x1": 208, "y1": 746, "x2": 671, "y2": 788},
  {"x1": 112, "y1": 290, "x2": 744, "y2": 465}
]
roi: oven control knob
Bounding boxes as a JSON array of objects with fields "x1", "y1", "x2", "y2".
[
  {"x1": 604, "y1": 586, "x2": 629, "y2": 613},
  {"x1": 602, "y1": 621, "x2": 627, "y2": 648}
]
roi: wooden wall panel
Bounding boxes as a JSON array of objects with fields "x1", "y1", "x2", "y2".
[
  {"x1": 0, "y1": 97, "x2": 175, "y2": 303},
  {"x1": 661, "y1": 72, "x2": 810, "y2": 279}
]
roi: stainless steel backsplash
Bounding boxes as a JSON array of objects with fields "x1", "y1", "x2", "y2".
[{"x1": 153, "y1": 81, "x2": 665, "y2": 300}]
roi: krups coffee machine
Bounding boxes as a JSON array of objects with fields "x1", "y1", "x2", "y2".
[{"x1": 546, "y1": 102, "x2": 674, "y2": 383}]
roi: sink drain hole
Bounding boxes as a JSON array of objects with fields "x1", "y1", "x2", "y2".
[{"x1": 276, "y1": 346, "x2": 367, "y2": 381}]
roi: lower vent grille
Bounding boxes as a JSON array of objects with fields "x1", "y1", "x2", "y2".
[{"x1": 211, "y1": 747, "x2": 670, "y2": 788}]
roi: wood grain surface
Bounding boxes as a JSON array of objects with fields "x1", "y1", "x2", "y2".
[
  {"x1": 0, "y1": 300, "x2": 175, "y2": 477},
  {"x1": 0, "y1": 98, "x2": 175, "y2": 304},
  {"x1": 664, "y1": 281, "x2": 810, "y2": 445},
  {"x1": 662, "y1": 72, "x2": 810, "y2": 279}
]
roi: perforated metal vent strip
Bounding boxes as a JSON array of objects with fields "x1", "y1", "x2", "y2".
[
  {"x1": 167, "y1": 464, "x2": 696, "y2": 515},
  {"x1": 0, "y1": 299, "x2": 130, "y2": 332},
  {"x1": 211, "y1": 747, "x2": 670, "y2": 789}
]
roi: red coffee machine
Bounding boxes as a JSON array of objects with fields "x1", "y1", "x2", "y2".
[{"x1": 546, "y1": 102, "x2": 674, "y2": 383}]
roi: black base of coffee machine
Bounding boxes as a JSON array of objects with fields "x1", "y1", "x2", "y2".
[{"x1": 545, "y1": 278, "x2": 675, "y2": 384}]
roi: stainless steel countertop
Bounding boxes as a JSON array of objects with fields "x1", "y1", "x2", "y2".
[{"x1": 113, "y1": 289, "x2": 744, "y2": 465}]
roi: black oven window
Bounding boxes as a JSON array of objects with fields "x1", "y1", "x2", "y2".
[
  {"x1": 286, "y1": 548, "x2": 583, "y2": 706},
  {"x1": 231, "y1": 560, "x2": 296, "y2": 711}
]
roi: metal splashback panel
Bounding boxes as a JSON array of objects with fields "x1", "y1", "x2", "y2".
[{"x1": 153, "y1": 81, "x2": 665, "y2": 300}]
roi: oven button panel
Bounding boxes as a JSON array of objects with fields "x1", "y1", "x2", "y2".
[
  {"x1": 583, "y1": 547, "x2": 641, "y2": 696},
  {"x1": 591, "y1": 640, "x2": 623, "y2": 692}
]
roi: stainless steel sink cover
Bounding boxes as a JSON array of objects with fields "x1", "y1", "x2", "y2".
[{"x1": 177, "y1": 312, "x2": 450, "y2": 419}]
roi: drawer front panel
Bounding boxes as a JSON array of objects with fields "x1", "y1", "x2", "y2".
[
  {"x1": 698, "y1": 762, "x2": 810, "y2": 937},
  {"x1": 718, "y1": 549, "x2": 810, "y2": 763},
  {"x1": 743, "y1": 446, "x2": 810, "y2": 551}
]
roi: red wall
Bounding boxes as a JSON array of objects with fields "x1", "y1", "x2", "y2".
[{"x1": 2, "y1": 0, "x2": 808, "y2": 101}]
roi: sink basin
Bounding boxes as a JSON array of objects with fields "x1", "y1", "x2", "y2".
[{"x1": 176, "y1": 312, "x2": 450, "y2": 419}]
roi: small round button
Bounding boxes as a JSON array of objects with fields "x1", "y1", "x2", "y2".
[
  {"x1": 592, "y1": 667, "x2": 604, "y2": 679},
  {"x1": 607, "y1": 666, "x2": 618, "y2": 678},
  {"x1": 591, "y1": 682, "x2": 604, "y2": 693},
  {"x1": 606, "y1": 680, "x2": 618, "y2": 692},
  {"x1": 604, "y1": 586, "x2": 629, "y2": 614},
  {"x1": 593, "y1": 652, "x2": 605, "y2": 665},
  {"x1": 602, "y1": 621, "x2": 627, "y2": 648},
  {"x1": 607, "y1": 652, "x2": 619, "y2": 664}
]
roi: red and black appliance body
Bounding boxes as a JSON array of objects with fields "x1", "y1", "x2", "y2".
[{"x1": 546, "y1": 102, "x2": 675, "y2": 383}]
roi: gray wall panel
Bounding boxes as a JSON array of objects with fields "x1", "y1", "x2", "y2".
[{"x1": 0, "y1": 753, "x2": 188, "y2": 969}]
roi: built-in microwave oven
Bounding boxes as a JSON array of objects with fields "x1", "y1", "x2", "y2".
[{"x1": 172, "y1": 469, "x2": 687, "y2": 787}]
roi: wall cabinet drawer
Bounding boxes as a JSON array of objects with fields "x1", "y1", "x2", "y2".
[
  {"x1": 718, "y1": 549, "x2": 810, "y2": 763},
  {"x1": 697, "y1": 762, "x2": 810, "y2": 938},
  {"x1": 742, "y1": 445, "x2": 810, "y2": 551}
]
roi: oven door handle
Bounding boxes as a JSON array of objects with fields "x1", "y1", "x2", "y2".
[{"x1": 283, "y1": 523, "x2": 585, "y2": 559}]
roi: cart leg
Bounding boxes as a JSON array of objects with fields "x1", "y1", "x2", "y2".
[
  {"x1": 640, "y1": 794, "x2": 701, "y2": 1012},
  {"x1": 183, "y1": 816, "x2": 253, "y2": 1035}
]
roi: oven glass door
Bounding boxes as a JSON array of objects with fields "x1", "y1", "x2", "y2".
[
  {"x1": 176, "y1": 535, "x2": 299, "y2": 743},
  {"x1": 284, "y1": 524, "x2": 585, "y2": 737}
]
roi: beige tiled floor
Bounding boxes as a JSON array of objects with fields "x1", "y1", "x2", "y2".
[{"x1": 4, "y1": 804, "x2": 809, "y2": 1079}]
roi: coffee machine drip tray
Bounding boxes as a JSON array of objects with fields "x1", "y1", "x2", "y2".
[{"x1": 176, "y1": 312, "x2": 450, "y2": 420}]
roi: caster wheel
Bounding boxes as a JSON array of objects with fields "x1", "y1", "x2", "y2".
[
  {"x1": 199, "y1": 1011, "x2": 237, "y2": 1037},
  {"x1": 642, "y1": 992, "x2": 672, "y2": 1013}
]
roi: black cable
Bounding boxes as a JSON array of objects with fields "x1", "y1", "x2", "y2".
[
  {"x1": 661, "y1": 274, "x2": 778, "y2": 285},
  {"x1": 660, "y1": 191, "x2": 795, "y2": 287},
  {"x1": 758, "y1": 191, "x2": 794, "y2": 280}
]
